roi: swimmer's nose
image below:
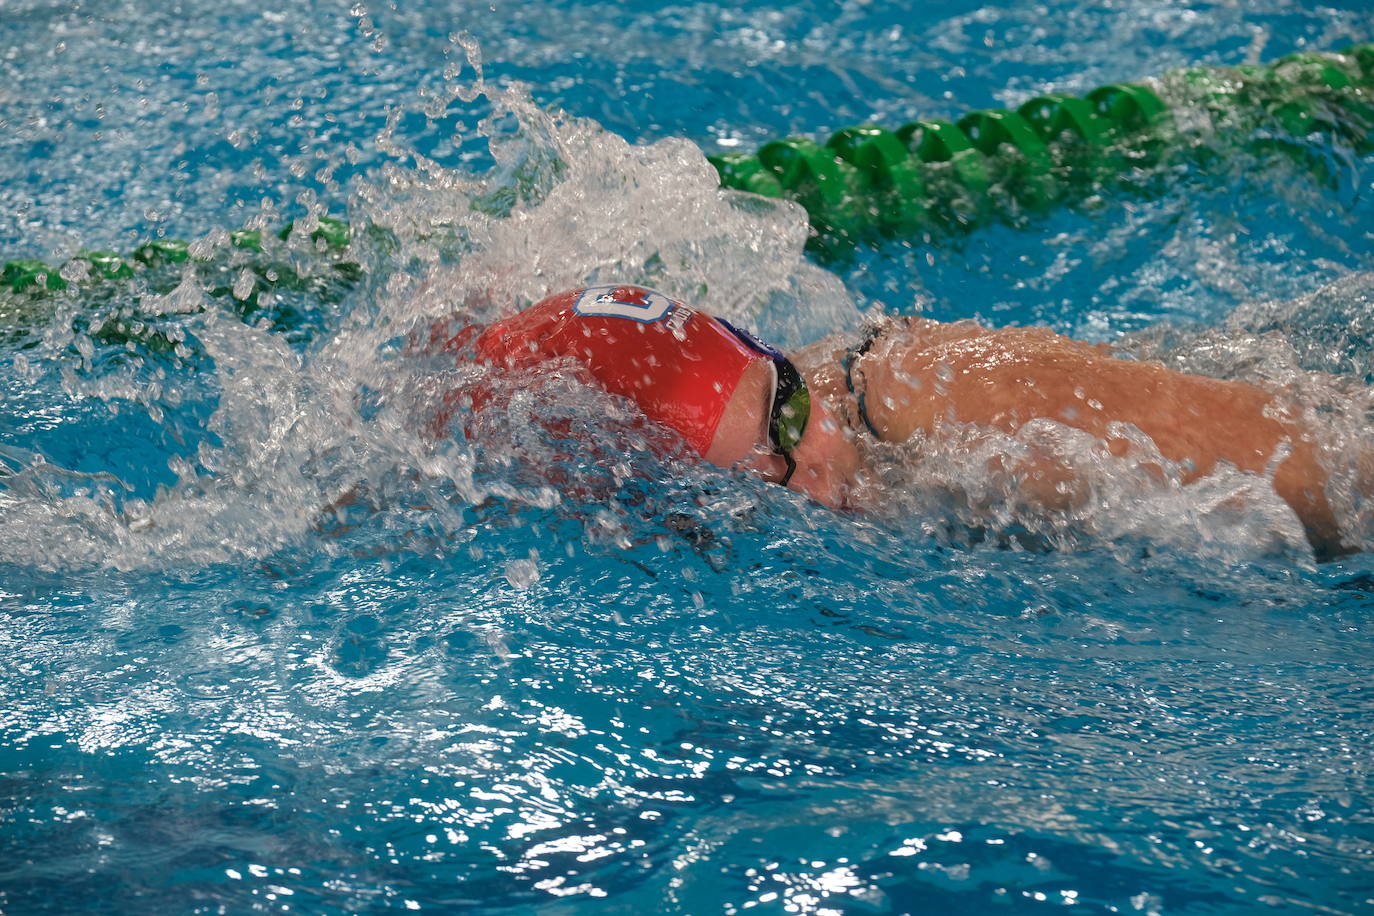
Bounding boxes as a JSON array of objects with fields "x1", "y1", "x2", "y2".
[{"x1": 783, "y1": 400, "x2": 862, "y2": 510}]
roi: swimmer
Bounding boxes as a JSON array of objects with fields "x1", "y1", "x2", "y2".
[{"x1": 446, "y1": 285, "x2": 1359, "y2": 556}]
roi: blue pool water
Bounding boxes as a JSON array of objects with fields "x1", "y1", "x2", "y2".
[{"x1": 3, "y1": 0, "x2": 1374, "y2": 913}]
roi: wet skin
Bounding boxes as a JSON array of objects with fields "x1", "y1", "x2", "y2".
[
  {"x1": 703, "y1": 356, "x2": 862, "y2": 510},
  {"x1": 711, "y1": 316, "x2": 1346, "y2": 555}
]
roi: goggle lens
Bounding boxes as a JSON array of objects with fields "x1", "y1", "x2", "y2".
[{"x1": 768, "y1": 358, "x2": 811, "y2": 486}]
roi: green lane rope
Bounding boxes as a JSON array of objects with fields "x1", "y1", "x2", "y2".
[
  {"x1": 3, "y1": 44, "x2": 1371, "y2": 302},
  {"x1": 0, "y1": 217, "x2": 363, "y2": 357},
  {"x1": 1, "y1": 217, "x2": 353, "y2": 295},
  {"x1": 710, "y1": 45, "x2": 1373, "y2": 253}
]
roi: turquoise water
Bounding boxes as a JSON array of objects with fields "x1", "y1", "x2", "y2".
[{"x1": 2, "y1": 0, "x2": 1374, "y2": 913}]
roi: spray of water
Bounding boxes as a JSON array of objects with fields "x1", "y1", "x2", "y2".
[
  {"x1": 2, "y1": 34, "x2": 1372, "y2": 574},
  {"x1": 0, "y1": 41, "x2": 855, "y2": 573}
]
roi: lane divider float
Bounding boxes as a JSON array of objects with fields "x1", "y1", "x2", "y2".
[{"x1": 3, "y1": 44, "x2": 1371, "y2": 298}]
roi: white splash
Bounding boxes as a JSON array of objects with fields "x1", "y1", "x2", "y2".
[{"x1": 0, "y1": 53, "x2": 853, "y2": 573}]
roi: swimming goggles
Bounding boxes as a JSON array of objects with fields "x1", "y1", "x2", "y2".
[
  {"x1": 716, "y1": 319, "x2": 812, "y2": 487},
  {"x1": 768, "y1": 356, "x2": 811, "y2": 486}
]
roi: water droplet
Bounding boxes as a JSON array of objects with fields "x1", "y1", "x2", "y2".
[
  {"x1": 232, "y1": 269, "x2": 255, "y2": 300},
  {"x1": 504, "y1": 558, "x2": 540, "y2": 589}
]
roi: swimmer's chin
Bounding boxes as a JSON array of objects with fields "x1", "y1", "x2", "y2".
[{"x1": 775, "y1": 459, "x2": 861, "y2": 511}]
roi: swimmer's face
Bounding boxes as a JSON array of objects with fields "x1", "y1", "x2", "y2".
[
  {"x1": 705, "y1": 359, "x2": 861, "y2": 509},
  {"x1": 705, "y1": 359, "x2": 791, "y2": 482}
]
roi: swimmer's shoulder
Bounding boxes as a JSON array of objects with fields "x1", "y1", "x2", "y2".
[{"x1": 861, "y1": 315, "x2": 989, "y2": 361}]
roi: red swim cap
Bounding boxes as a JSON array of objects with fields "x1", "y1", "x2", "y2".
[{"x1": 473, "y1": 286, "x2": 768, "y2": 455}]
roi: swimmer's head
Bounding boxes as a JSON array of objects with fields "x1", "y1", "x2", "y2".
[{"x1": 472, "y1": 285, "x2": 811, "y2": 483}]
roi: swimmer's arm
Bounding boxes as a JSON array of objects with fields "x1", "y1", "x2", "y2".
[{"x1": 857, "y1": 325, "x2": 1354, "y2": 552}]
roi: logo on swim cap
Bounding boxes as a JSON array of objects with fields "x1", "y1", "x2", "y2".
[{"x1": 572, "y1": 285, "x2": 678, "y2": 323}]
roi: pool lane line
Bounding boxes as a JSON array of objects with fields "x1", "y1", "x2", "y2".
[
  {"x1": 709, "y1": 44, "x2": 1374, "y2": 258},
  {"x1": 3, "y1": 43, "x2": 1372, "y2": 298}
]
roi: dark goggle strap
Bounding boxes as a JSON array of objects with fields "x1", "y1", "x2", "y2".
[{"x1": 778, "y1": 451, "x2": 799, "y2": 487}]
